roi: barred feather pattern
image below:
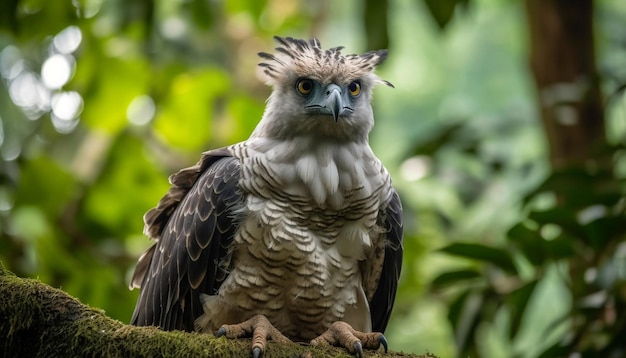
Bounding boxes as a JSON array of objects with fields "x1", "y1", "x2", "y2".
[{"x1": 194, "y1": 136, "x2": 393, "y2": 340}]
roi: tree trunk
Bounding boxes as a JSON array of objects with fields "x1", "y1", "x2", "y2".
[{"x1": 525, "y1": 0, "x2": 607, "y2": 170}]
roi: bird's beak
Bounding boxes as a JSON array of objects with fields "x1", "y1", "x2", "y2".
[{"x1": 323, "y1": 84, "x2": 348, "y2": 122}]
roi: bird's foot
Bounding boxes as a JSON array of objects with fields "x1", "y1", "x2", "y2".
[
  {"x1": 215, "y1": 315, "x2": 291, "y2": 358},
  {"x1": 310, "y1": 321, "x2": 388, "y2": 357}
]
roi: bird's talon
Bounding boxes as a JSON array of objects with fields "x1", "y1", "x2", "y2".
[
  {"x1": 215, "y1": 327, "x2": 226, "y2": 338},
  {"x1": 354, "y1": 341, "x2": 363, "y2": 358},
  {"x1": 252, "y1": 346, "x2": 262, "y2": 358},
  {"x1": 379, "y1": 335, "x2": 388, "y2": 353}
]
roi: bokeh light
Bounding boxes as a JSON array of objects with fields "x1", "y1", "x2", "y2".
[
  {"x1": 127, "y1": 95, "x2": 156, "y2": 126},
  {"x1": 41, "y1": 54, "x2": 74, "y2": 89}
]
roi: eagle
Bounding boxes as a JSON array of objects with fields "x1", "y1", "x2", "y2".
[{"x1": 129, "y1": 36, "x2": 403, "y2": 357}]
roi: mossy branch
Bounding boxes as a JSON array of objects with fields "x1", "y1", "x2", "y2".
[{"x1": 0, "y1": 263, "x2": 433, "y2": 357}]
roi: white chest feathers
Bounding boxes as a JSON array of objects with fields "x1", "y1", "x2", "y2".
[{"x1": 233, "y1": 137, "x2": 390, "y2": 211}]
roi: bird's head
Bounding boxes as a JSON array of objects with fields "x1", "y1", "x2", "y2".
[{"x1": 252, "y1": 36, "x2": 393, "y2": 142}]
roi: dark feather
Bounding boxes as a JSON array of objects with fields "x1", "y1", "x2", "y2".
[
  {"x1": 130, "y1": 149, "x2": 243, "y2": 331},
  {"x1": 369, "y1": 189, "x2": 403, "y2": 333}
]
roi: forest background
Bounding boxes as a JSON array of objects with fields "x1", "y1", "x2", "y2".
[{"x1": 1, "y1": 0, "x2": 625, "y2": 357}]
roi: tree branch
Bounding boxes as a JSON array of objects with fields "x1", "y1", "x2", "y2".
[{"x1": 0, "y1": 262, "x2": 432, "y2": 357}]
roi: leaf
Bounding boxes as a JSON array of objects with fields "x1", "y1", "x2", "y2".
[
  {"x1": 583, "y1": 215, "x2": 626, "y2": 251},
  {"x1": 506, "y1": 280, "x2": 538, "y2": 339},
  {"x1": 507, "y1": 222, "x2": 546, "y2": 265},
  {"x1": 508, "y1": 222, "x2": 577, "y2": 264},
  {"x1": 412, "y1": 122, "x2": 465, "y2": 156},
  {"x1": 447, "y1": 289, "x2": 483, "y2": 353},
  {"x1": 439, "y1": 242, "x2": 518, "y2": 274},
  {"x1": 431, "y1": 268, "x2": 482, "y2": 290},
  {"x1": 537, "y1": 343, "x2": 570, "y2": 358},
  {"x1": 529, "y1": 208, "x2": 586, "y2": 240},
  {"x1": 523, "y1": 166, "x2": 620, "y2": 209}
]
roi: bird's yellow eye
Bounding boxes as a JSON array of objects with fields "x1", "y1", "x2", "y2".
[
  {"x1": 296, "y1": 79, "x2": 314, "y2": 95},
  {"x1": 348, "y1": 81, "x2": 361, "y2": 97}
]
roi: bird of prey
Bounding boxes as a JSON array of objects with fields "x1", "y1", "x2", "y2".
[{"x1": 129, "y1": 36, "x2": 403, "y2": 357}]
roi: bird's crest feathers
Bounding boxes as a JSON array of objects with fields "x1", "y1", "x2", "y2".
[{"x1": 258, "y1": 36, "x2": 393, "y2": 88}]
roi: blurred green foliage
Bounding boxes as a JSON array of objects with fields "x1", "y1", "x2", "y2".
[{"x1": 1, "y1": 0, "x2": 625, "y2": 357}]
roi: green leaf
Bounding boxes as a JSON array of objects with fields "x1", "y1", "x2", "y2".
[
  {"x1": 529, "y1": 208, "x2": 587, "y2": 241},
  {"x1": 508, "y1": 222, "x2": 577, "y2": 264},
  {"x1": 439, "y1": 242, "x2": 517, "y2": 273},
  {"x1": 431, "y1": 268, "x2": 482, "y2": 290},
  {"x1": 584, "y1": 215, "x2": 626, "y2": 251},
  {"x1": 508, "y1": 222, "x2": 546, "y2": 265},
  {"x1": 523, "y1": 166, "x2": 620, "y2": 209},
  {"x1": 506, "y1": 280, "x2": 538, "y2": 339},
  {"x1": 447, "y1": 289, "x2": 483, "y2": 353},
  {"x1": 538, "y1": 343, "x2": 570, "y2": 358}
]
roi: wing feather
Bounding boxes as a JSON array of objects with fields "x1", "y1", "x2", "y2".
[
  {"x1": 369, "y1": 189, "x2": 403, "y2": 333},
  {"x1": 130, "y1": 148, "x2": 242, "y2": 331}
]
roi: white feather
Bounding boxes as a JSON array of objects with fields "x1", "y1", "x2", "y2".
[
  {"x1": 320, "y1": 161, "x2": 339, "y2": 194},
  {"x1": 295, "y1": 154, "x2": 318, "y2": 185}
]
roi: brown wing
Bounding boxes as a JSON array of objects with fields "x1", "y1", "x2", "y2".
[
  {"x1": 369, "y1": 189, "x2": 403, "y2": 333},
  {"x1": 130, "y1": 148, "x2": 243, "y2": 331}
]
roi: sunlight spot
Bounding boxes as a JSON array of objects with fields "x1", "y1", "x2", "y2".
[
  {"x1": 127, "y1": 95, "x2": 156, "y2": 126},
  {"x1": 161, "y1": 17, "x2": 187, "y2": 40},
  {"x1": 9, "y1": 71, "x2": 50, "y2": 119},
  {"x1": 541, "y1": 79, "x2": 588, "y2": 107},
  {"x1": 1, "y1": 139, "x2": 21, "y2": 161},
  {"x1": 539, "y1": 224, "x2": 561, "y2": 241},
  {"x1": 52, "y1": 115, "x2": 79, "y2": 134},
  {"x1": 530, "y1": 191, "x2": 556, "y2": 211},
  {"x1": 616, "y1": 242, "x2": 626, "y2": 281},
  {"x1": 52, "y1": 91, "x2": 83, "y2": 120},
  {"x1": 53, "y1": 26, "x2": 82, "y2": 54},
  {"x1": 51, "y1": 91, "x2": 83, "y2": 133},
  {"x1": 580, "y1": 291, "x2": 607, "y2": 308},
  {"x1": 577, "y1": 205, "x2": 606, "y2": 225},
  {"x1": 0, "y1": 186, "x2": 13, "y2": 212},
  {"x1": 41, "y1": 54, "x2": 74, "y2": 89},
  {"x1": 83, "y1": 0, "x2": 104, "y2": 18},
  {"x1": 92, "y1": 16, "x2": 116, "y2": 37},
  {"x1": 104, "y1": 37, "x2": 137, "y2": 58},
  {"x1": 400, "y1": 156, "x2": 432, "y2": 181},
  {"x1": 0, "y1": 46, "x2": 24, "y2": 80},
  {"x1": 554, "y1": 105, "x2": 577, "y2": 126},
  {"x1": 584, "y1": 268, "x2": 597, "y2": 284}
]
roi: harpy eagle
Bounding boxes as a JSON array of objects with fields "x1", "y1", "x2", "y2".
[{"x1": 130, "y1": 36, "x2": 403, "y2": 357}]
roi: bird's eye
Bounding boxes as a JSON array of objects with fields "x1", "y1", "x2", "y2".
[
  {"x1": 348, "y1": 81, "x2": 361, "y2": 97},
  {"x1": 296, "y1": 79, "x2": 314, "y2": 95}
]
